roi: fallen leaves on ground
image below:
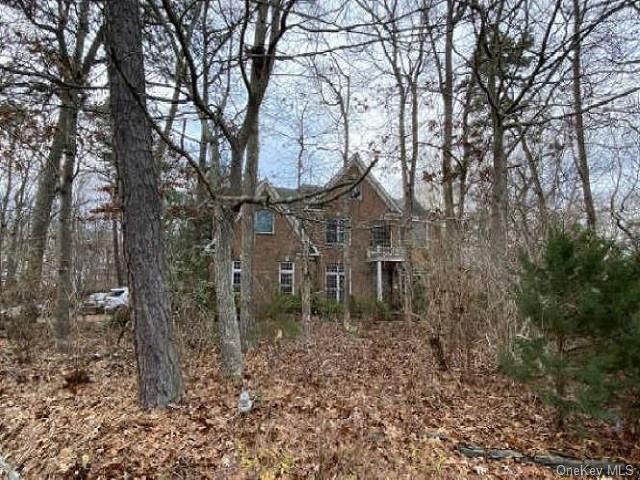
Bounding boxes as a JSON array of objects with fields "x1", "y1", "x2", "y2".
[{"x1": 0, "y1": 320, "x2": 637, "y2": 479}]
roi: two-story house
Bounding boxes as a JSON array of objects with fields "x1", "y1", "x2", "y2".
[{"x1": 231, "y1": 155, "x2": 428, "y2": 313}]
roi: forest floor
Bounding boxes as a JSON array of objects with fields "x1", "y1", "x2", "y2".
[{"x1": 0, "y1": 319, "x2": 638, "y2": 479}]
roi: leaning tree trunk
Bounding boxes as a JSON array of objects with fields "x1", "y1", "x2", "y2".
[
  {"x1": 572, "y1": 0, "x2": 597, "y2": 229},
  {"x1": 106, "y1": 0, "x2": 182, "y2": 408},
  {"x1": 54, "y1": 99, "x2": 79, "y2": 352}
]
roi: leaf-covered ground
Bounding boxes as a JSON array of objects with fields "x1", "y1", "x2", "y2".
[{"x1": 0, "y1": 320, "x2": 637, "y2": 479}]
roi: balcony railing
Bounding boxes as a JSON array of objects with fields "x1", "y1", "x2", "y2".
[{"x1": 366, "y1": 245, "x2": 406, "y2": 262}]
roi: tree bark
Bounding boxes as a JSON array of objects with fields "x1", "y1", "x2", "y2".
[
  {"x1": 207, "y1": 127, "x2": 244, "y2": 377},
  {"x1": 340, "y1": 84, "x2": 351, "y2": 327},
  {"x1": 442, "y1": 0, "x2": 456, "y2": 234},
  {"x1": 301, "y1": 237, "x2": 311, "y2": 338},
  {"x1": 22, "y1": 105, "x2": 69, "y2": 294},
  {"x1": 106, "y1": 0, "x2": 182, "y2": 408},
  {"x1": 54, "y1": 98, "x2": 79, "y2": 352},
  {"x1": 457, "y1": 80, "x2": 474, "y2": 220},
  {"x1": 572, "y1": 0, "x2": 597, "y2": 229},
  {"x1": 4, "y1": 170, "x2": 28, "y2": 291},
  {"x1": 239, "y1": 0, "x2": 270, "y2": 351},
  {"x1": 519, "y1": 129, "x2": 548, "y2": 228},
  {"x1": 240, "y1": 113, "x2": 259, "y2": 351},
  {"x1": 488, "y1": 56, "x2": 508, "y2": 249},
  {"x1": 214, "y1": 205, "x2": 244, "y2": 377},
  {"x1": 0, "y1": 159, "x2": 13, "y2": 301},
  {"x1": 111, "y1": 218, "x2": 124, "y2": 286}
]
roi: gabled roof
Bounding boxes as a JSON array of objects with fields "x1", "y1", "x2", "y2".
[
  {"x1": 392, "y1": 196, "x2": 429, "y2": 217},
  {"x1": 325, "y1": 153, "x2": 403, "y2": 214},
  {"x1": 274, "y1": 184, "x2": 322, "y2": 199}
]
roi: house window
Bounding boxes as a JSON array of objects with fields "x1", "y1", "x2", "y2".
[
  {"x1": 326, "y1": 218, "x2": 349, "y2": 245},
  {"x1": 255, "y1": 209, "x2": 274, "y2": 234},
  {"x1": 279, "y1": 262, "x2": 295, "y2": 295},
  {"x1": 232, "y1": 260, "x2": 242, "y2": 293},
  {"x1": 350, "y1": 185, "x2": 362, "y2": 200},
  {"x1": 325, "y1": 263, "x2": 345, "y2": 302},
  {"x1": 370, "y1": 222, "x2": 391, "y2": 248}
]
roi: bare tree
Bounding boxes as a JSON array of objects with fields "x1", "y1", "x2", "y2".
[
  {"x1": 312, "y1": 53, "x2": 354, "y2": 327},
  {"x1": 570, "y1": 0, "x2": 597, "y2": 229},
  {"x1": 358, "y1": 0, "x2": 429, "y2": 321}
]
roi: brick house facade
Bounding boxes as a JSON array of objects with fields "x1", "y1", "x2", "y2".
[{"x1": 231, "y1": 155, "x2": 428, "y2": 314}]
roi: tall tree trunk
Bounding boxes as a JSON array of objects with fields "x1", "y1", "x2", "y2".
[
  {"x1": 112, "y1": 217, "x2": 124, "y2": 286},
  {"x1": 340, "y1": 91, "x2": 351, "y2": 327},
  {"x1": 401, "y1": 82, "x2": 420, "y2": 323},
  {"x1": 457, "y1": 79, "x2": 474, "y2": 220},
  {"x1": 106, "y1": 0, "x2": 182, "y2": 408},
  {"x1": 54, "y1": 99, "x2": 79, "y2": 351},
  {"x1": 301, "y1": 237, "x2": 311, "y2": 337},
  {"x1": 490, "y1": 112, "x2": 507, "y2": 248},
  {"x1": 297, "y1": 147, "x2": 312, "y2": 338},
  {"x1": 4, "y1": 172, "x2": 28, "y2": 291},
  {"x1": 519, "y1": 130, "x2": 548, "y2": 229},
  {"x1": 442, "y1": 0, "x2": 456, "y2": 233},
  {"x1": 342, "y1": 218, "x2": 352, "y2": 325},
  {"x1": 240, "y1": 113, "x2": 259, "y2": 352},
  {"x1": 488, "y1": 55, "x2": 508, "y2": 249},
  {"x1": 0, "y1": 160, "x2": 13, "y2": 301},
  {"x1": 22, "y1": 104, "x2": 70, "y2": 296},
  {"x1": 208, "y1": 128, "x2": 244, "y2": 376},
  {"x1": 572, "y1": 0, "x2": 597, "y2": 229},
  {"x1": 239, "y1": 0, "x2": 270, "y2": 351},
  {"x1": 214, "y1": 205, "x2": 244, "y2": 377}
]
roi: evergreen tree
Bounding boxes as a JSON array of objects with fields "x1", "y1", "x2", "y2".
[{"x1": 502, "y1": 227, "x2": 640, "y2": 426}]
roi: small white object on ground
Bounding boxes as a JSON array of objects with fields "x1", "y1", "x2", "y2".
[
  {"x1": 238, "y1": 388, "x2": 253, "y2": 413},
  {"x1": 0, "y1": 453, "x2": 21, "y2": 480}
]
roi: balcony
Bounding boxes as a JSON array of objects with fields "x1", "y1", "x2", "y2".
[{"x1": 366, "y1": 245, "x2": 406, "y2": 262}]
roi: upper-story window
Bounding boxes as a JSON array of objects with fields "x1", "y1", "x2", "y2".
[
  {"x1": 326, "y1": 218, "x2": 349, "y2": 245},
  {"x1": 255, "y1": 209, "x2": 274, "y2": 234},
  {"x1": 370, "y1": 222, "x2": 391, "y2": 248}
]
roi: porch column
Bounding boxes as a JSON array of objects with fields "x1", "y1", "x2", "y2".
[{"x1": 376, "y1": 260, "x2": 383, "y2": 301}]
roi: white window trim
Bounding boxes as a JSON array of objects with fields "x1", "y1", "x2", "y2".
[
  {"x1": 325, "y1": 263, "x2": 351, "y2": 301},
  {"x1": 326, "y1": 217, "x2": 350, "y2": 246},
  {"x1": 279, "y1": 261, "x2": 295, "y2": 295},
  {"x1": 232, "y1": 260, "x2": 242, "y2": 292}
]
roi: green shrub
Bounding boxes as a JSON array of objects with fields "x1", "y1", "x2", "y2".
[
  {"x1": 349, "y1": 297, "x2": 392, "y2": 320},
  {"x1": 501, "y1": 227, "x2": 640, "y2": 426},
  {"x1": 311, "y1": 295, "x2": 343, "y2": 318},
  {"x1": 265, "y1": 294, "x2": 302, "y2": 321}
]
